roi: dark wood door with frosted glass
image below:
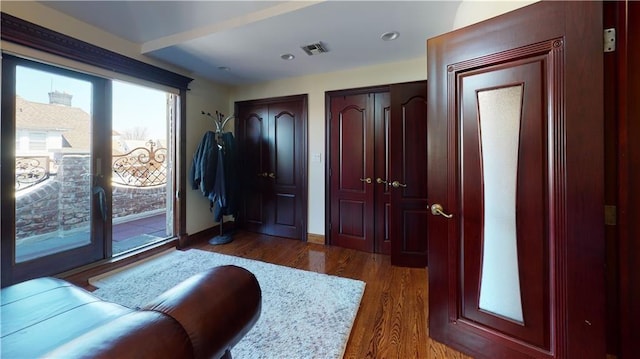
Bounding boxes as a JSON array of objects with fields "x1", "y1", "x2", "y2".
[
  {"x1": 236, "y1": 95, "x2": 307, "y2": 240},
  {"x1": 389, "y1": 81, "x2": 428, "y2": 267},
  {"x1": 427, "y1": 1, "x2": 605, "y2": 358}
]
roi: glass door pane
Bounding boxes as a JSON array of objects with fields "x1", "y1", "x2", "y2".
[
  {"x1": 111, "y1": 81, "x2": 174, "y2": 255},
  {"x1": 14, "y1": 65, "x2": 95, "y2": 262}
]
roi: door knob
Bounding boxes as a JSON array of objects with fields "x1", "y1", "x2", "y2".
[
  {"x1": 430, "y1": 203, "x2": 453, "y2": 219},
  {"x1": 376, "y1": 178, "x2": 387, "y2": 184},
  {"x1": 360, "y1": 177, "x2": 372, "y2": 184},
  {"x1": 257, "y1": 172, "x2": 268, "y2": 177},
  {"x1": 268, "y1": 172, "x2": 276, "y2": 179},
  {"x1": 390, "y1": 180, "x2": 407, "y2": 188}
]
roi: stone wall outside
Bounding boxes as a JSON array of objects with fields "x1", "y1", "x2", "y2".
[{"x1": 16, "y1": 155, "x2": 166, "y2": 240}]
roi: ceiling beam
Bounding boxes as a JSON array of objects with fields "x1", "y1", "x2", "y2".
[{"x1": 141, "y1": 1, "x2": 324, "y2": 54}]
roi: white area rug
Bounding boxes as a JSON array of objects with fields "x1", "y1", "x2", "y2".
[{"x1": 90, "y1": 248, "x2": 366, "y2": 359}]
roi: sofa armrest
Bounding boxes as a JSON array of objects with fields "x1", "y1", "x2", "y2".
[{"x1": 143, "y1": 265, "x2": 262, "y2": 359}]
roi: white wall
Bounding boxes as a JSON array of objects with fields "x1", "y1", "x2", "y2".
[
  {"x1": 230, "y1": 57, "x2": 427, "y2": 235},
  {"x1": 453, "y1": 1, "x2": 537, "y2": 30},
  {"x1": 185, "y1": 79, "x2": 234, "y2": 234}
]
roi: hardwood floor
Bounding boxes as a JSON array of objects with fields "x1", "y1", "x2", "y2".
[
  {"x1": 191, "y1": 231, "x2": 462, "y2": 359},
  {"x1": 63, "y1": 230, "x2": 621, "y2": 358},
  {"x1": 67, "y1": 230, "x2": 472, "y2": 358}
]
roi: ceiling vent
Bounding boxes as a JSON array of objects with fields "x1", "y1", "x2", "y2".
[{"x1": 301, "y1": 42, "x2": 328, "y2": 56}]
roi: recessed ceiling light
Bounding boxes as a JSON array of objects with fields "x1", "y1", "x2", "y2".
[
  {"x1": 217, "y1": 66, "x2": 230, "y2": 71},
  {"x1": 281, "y1": 53, "x2": 295, "y2": 60},
  {"x1": 381, "y1": 31, "x2": 400, "y2": 41}
]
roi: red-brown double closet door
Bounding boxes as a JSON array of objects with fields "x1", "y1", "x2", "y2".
[
  {"x1": 235, "y1": 95, "x2": 307, "y2": 240},
  {"x1": 327, "y1": 82, "x2": 428, "y2": 266}
]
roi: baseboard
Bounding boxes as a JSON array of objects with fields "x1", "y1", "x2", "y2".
[
  {"x1": 189, "y1": 225, "x2": 324, "y2": 245},
  {"x1": 307, "y1": 233, "x2": 325, "y2": 245}
]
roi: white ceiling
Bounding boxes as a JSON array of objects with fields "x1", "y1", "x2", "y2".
[{"x1": 39, "y1": 1, "x2": 487, "y2": 86}]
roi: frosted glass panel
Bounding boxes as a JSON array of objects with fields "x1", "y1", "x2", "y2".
[{"x1": 477, "y1": 85, "x2": 524, "y2": 323}]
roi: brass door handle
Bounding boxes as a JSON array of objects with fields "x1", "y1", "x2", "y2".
[
  {"x1": 390, "y1": 180, "x2": 407, "y2": 188},
  {"x1": 360, "y1": 177, "x2": 372, "y2": 184},
  {"x1": 430, "y1": 203, "x2": 453, "y2": 219},
  {"x1": 257, "y1": 172, "x2": 268, "y2": 177},
  {"x1": 268, "y1": 172, "x2": 276, "y2": 179},
  {"x1": 376, "y1": 178, "x2": 387, "y2": 184}
]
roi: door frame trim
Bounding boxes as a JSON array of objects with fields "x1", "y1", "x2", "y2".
[{"x1": 612, "y1": 1, "x2": 640, "y2": 357}]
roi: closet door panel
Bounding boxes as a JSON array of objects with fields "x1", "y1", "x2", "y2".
[
  {"x1": 327, "y1": 84, "x2": 427, "y2": 259},
  {"x1": 236, "y1": 97, "x2": 307, "y2": 240},
  {"x1": 275, "y1": 193, "x2": 296, "y2": 227},
  {"x1": 374, "y1": 92, "x2": 391, "y2": 254},
  {"x1": 390, "y1": 81, "x2": 429, "y2": 267},
  {"x1": 339, "y1": 105, "x2": 367, "y2": 191},
  {"x1": 238, "y1": 106, "x2": 269, "y2": 232},
  {"x1": 329, "y1": 93, "x2": 375, "y2": 252},
  {"x1": 266, "y1": 100, "x2": 305, "y2": 238},
  {"x1": 273, "y1": 110, "x2": 295, "y2": 185}
]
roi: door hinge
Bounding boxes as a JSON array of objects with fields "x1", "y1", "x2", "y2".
[
  {"x1": 328, "y1": 222, "x2": 332, "y2": 230},
  {"x1": 604, "y1": 28, "x2": 616, "y2": 52},
  {"x1": 329, "y1": 168, "x2": 331, "y2": 177},
  {"x1": 604, "y1": 205, "x2": 617, "y2": 226}
]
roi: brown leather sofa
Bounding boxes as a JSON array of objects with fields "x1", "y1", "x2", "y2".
[{"x1": 1, "y1": 265, "x2": 261, "y2": 359}]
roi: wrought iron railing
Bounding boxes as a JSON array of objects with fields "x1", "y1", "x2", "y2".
[
  {"x1": 15, "y1": 141, "x2": 167, "y2": 191},
  {"x1": 15, "y1": 156, "x2": 55, "y2": 191},
  {"x1": 112, "y1": 140, "x2": 167, "y2": 187}
]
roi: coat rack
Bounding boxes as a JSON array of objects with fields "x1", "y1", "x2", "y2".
[
  {"x1": 201, "y1": 110, "x2": 235, "y2": 245},
  {"x1": 202, "y1": 110, "x2": 233, "y2": 138}
]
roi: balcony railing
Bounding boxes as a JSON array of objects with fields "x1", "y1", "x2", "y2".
[
  {"x1": 112, "y1": 140, "x2": 167, "y2": 188},
  {"x1": 16, "y1": 141, "x2": 168, "y2": 191},
  {"x1": 15, "y1": 156, "x2": 55, "y2": 191}
]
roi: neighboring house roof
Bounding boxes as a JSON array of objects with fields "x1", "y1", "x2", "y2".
[{"x1": 15, "y1": 96, "x2": 91, "y2": 150}]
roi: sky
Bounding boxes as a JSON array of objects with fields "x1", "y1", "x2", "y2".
[{"x1": 16, "y1": 65, "x2": 168, "y2": 139}]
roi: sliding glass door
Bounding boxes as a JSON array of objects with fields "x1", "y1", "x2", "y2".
[
  {"x1": 1, "y1": 55, "x2": 107, "y2": 284},
  {"x1": 14, "y1": 65, "x2": 96, "y2": 262},
  {"x1": 1, "y1": 55, "x2": 177, "y2": 286}
]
